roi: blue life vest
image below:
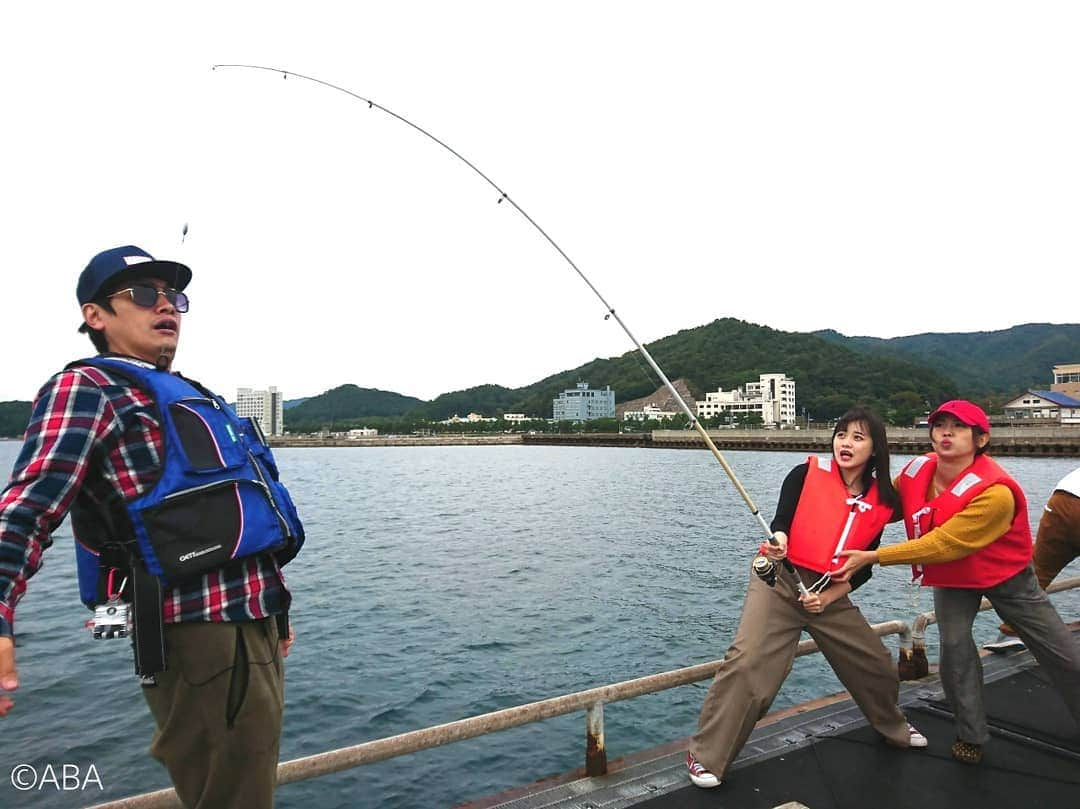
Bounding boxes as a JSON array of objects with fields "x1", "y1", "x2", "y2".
[{"x1": 70, "y1": 356, "x2": 304, "y2": 606}]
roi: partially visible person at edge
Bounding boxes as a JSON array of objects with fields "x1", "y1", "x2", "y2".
[
  {"x1": 0, "y1": 246, "x2": 306, "y2": 809},
  {"x1": 686, "y1": 406, "x2": 927, "y2": 789},
  {"x1": 984, "y1": 465, "x2": 1080, "y2": 652},
  {"x1": 834, "y1": 400, "x2": 1080, "y2": 766}
]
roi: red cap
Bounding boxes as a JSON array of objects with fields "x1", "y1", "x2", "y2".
[{"x1": 928, "y1": 400, "x2": 990, "y2": 433}]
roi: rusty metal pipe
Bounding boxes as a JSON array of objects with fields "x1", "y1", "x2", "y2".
[
  {"x1": 900, "y1": 576, "x2": 1080, "y2": 681},
  {"x1": 89, "y1": 619, "x2": 911, "y2": 808},
  {"x1": 585, "y1": 702, "x2": 607, "y2": 776}
]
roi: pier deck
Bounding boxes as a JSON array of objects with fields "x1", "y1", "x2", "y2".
[{"x1": 464, "y1": 629, "x2": 1080, "y2": 809}]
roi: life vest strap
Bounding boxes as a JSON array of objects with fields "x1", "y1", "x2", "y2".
[{"x1": 130, "y1": 562, "x2": 166, "y2": 676}]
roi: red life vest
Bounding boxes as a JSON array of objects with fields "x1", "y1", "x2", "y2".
[
  {"x1": 897, "y1": 453, "x2": 1032, "y2": 588},
  {"x1": 787, "y1": 456, "x2": 894, "y2": 575}
]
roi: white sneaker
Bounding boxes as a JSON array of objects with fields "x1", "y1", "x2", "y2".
[
  {"x1": 907, "y1": 723, "x2": 928, "y2": 748},
  {"x1": 982, "y1": 633, "x2": 1025, "y2": 653},
  {"x1": 686, "y1": 751, "x2": 721, "y2": 788}
]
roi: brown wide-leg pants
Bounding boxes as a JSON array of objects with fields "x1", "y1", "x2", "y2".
[
  {"x1": 142, "y1": 617, "x2": 284, "y2": 809},
  {"x1": 690, "y1": 566, "x2": 911, "y2": 777}
]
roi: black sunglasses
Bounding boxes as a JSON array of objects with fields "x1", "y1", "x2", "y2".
[{"x1": 107, "y1": 285, "x2": 189, "y2": 313}]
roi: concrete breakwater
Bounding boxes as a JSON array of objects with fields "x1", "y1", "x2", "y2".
[
  {"x1": 269, "y1": 434, "x2": 521, "y2": 448},
  {"x1": 559, "y1": 427, "x2": 1080, "y2": 457},
  {"x1": 270, "y1": 427, "x2": 1080, "y2": 457}
]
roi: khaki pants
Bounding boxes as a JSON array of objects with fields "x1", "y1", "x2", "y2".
[
  {"x1": 1000, "y1": 490, "x2": 1080, "y2": 635},
  {"x1": 691, "y1": 567, "x2": 910, "y2": 777},
  {"x1": 142, "y1": 618, "x2": 284, "y2": 809}
]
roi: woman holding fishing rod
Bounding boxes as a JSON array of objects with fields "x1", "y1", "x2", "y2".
[
  {"x1": 833, "y1": 400, "x2": 1080, "y2": 765},
  {"x1": 687, "y1": 406, "x2": 927, "y2": 789}
]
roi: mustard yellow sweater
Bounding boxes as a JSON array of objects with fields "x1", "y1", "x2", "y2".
[{"x1": 876, "y1": 484, "x2": 1016, "y2": 567}]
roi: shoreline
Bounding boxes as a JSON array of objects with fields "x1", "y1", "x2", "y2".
[{"x1": 268, "y1": 427, "x2": 1080, "y2": 457}]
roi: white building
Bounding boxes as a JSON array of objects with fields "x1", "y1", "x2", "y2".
[
  {"x1": 235, "y1": 387, "x2": 284, "y2": 436},
  {"x1": 622, "y1": 404, "x2": 678, "y2": 422},
  {"x1": 695, "y1": 373, "x2": 796, "y2": 426},
  {"x1": 552, "y1": 382, "x2": 615, "y2": 422},
  {"x1": 1002, "y1": 390, "x2": 1080, "y2": 424},
  {"x1": 440, "y1": 412, "x2": 498, "y2": 425},
  {"x1": 1052, "y1": 363, "x2": 1080, "y2": 400},
  {"x1": 347, "y1": 428, "x2": 379, "y2": 438},
  {"x1": 502, "y1": 413, "x2": 529, "y2": 423}
]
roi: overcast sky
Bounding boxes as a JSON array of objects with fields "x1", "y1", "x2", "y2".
[{"x1": 2, "y1": 2, "x2": 1077, "y2": 403}]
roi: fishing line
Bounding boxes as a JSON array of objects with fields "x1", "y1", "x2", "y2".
[{"x1": 211, "y1": 63, "x2": 808, "y2": 597}]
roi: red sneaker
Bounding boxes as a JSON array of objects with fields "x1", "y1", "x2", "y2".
[{"x1": 686, "y1": 751, "x2": 720, "y2": 788}]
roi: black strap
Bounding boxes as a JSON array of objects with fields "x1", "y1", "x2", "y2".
[{"x1": 130, "y1": 562, "x2": 166, "y2": 675}]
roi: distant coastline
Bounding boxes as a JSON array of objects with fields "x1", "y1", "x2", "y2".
[{"x1": 269, "y1": 426, "x2": 1080, "y2": 457}]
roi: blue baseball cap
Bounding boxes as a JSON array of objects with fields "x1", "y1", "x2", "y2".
[{"x1": 77, "y1": 246, "x2": 192, "y2": 306}]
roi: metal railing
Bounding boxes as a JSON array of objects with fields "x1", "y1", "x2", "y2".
[
  {"x1": 899, "y1": 575, "x2": 1080, "y2": 680},
  {"x1": 90, "y1": 621, "x2": 912, "y2": 808},
  {"x1": 91, "y1": 576, "x2": 1080, "y2": 808}
]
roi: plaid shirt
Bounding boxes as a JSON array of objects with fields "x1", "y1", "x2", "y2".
[{"x1": 0, "y1": 360, "x2": 290, "y2": 637}]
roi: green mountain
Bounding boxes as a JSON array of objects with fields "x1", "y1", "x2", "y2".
[
  {"x1": 499, "y1": 318, "x2": 957, "y2": 424},
  {"x1": 815, "y1": 323, "x2": 1080, "y2": 400},
  {"x1": 6, "y1": 321, "x2": 1068, "y2": 437},
  {"x1": 283, "y1": 318, "x2": 1018, "y2": 429},
  {"x1": 285, "y1": 385, "x2": 424, "y2": 432},
  {"x1": 406, "y1": 384, "x2": 522, "y2": 421},
  {"x1": 0, "y1": 401, "x2": 32, "y2": 439}
]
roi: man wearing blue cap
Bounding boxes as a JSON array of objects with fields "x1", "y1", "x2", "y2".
[{"x1": 0, "y1": 246, "x2": 305, "y2": 808}]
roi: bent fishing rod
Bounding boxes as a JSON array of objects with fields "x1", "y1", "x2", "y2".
[{"x1": 211, "y1": 63, "x2": 809, "y2": 598}]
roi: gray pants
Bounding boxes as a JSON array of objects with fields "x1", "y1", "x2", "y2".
[
  {"x1": 934, "y1": 564, "x2": 1080, "y2": 744},
  {"x1": 691, "y1": 567, "x2": 911, "y2": 777}
]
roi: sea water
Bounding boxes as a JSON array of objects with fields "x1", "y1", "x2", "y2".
[{"x1": 1, "y1": 443, "x2": 1077, "y2": 808}]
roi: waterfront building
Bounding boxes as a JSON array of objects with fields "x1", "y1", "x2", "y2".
[
  {"x1": 502, "y1": 413, "x2": 529, "y2": 424},
  {"x1": 1002, "y1": 390, "x2": 1080, "y2": 424},
  {"x1": 695, "y1": 373, "x2": 796, "y2": 426},
  {"x1": 441, "y1": 412, "x2": 498, "y2": 425},
  {"x1": 552, "y1": 382, "x2": 615, "y2": 422},
  {"x1": 1052, "y1": 363, "x2": 1080, "y2": 400},
  {"x1": 623, "y1": 404, "x2": 678, "y2": 422},
  {"x1": 347, "y1": 428, "x2": 379, "y2": 438},
  {"x1": 235, "y1": 386, "x2": 284, "y2": 436}
]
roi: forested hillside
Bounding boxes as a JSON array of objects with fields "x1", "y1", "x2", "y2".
[
  {"x1": 12, "y1": 321, "x2": 1054, "y2": 435},
  {"x1": 816, "y1": 323, "x2": 1080, "y2": 402},
  {"x1": 285, "y1": 385, "x2": 424, "y2": 433},
  {"x1": 0, "y1": 402, "x2": 31, "y2": 438},
  {"x1": 502, "y1": 318, "x2": 958, "y2": 425}
]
